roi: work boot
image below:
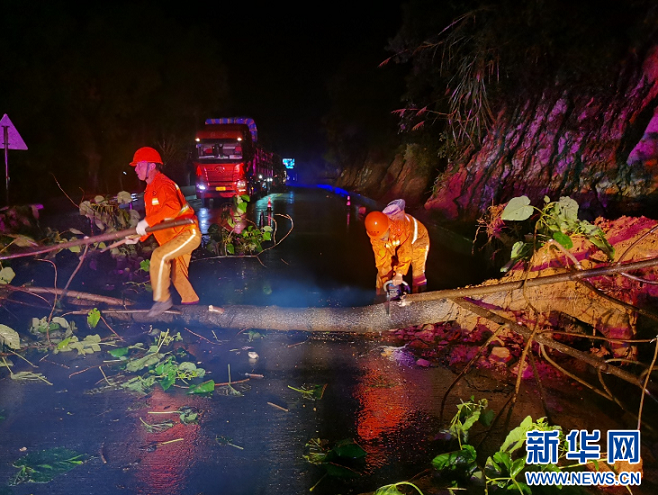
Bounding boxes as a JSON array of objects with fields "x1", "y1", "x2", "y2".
[{"x1": 146, "y1": 298, "x2": 173, "y2": 317}]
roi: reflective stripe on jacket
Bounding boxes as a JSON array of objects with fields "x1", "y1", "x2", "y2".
[{"x1": 390, "y1": 214, "x2": 429, "y2": 277}]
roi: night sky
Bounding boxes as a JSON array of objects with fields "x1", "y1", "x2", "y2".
[
  {"x1": 0, "y1": 1, "x2": 409, "y2": 200},
  {"x1": 120, "y1": 1, "x2": 407, "y2": 164},
  {"x1": 205, "y1": 2, "x2": 406, "y2": 162}
]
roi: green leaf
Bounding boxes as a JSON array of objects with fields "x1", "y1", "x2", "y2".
[
  {"x1": 480, "y1": 408, "x2": 495, "y2": 427},
  {"x1": 374, "y1": 484, "x2": 406, "y2": 495},
  {"x1": 108, "y1": 347, "x2": 129, "y2": 358},
  {"x1": 50, "y1": 317, "x2": 70, "y2": 330},
  {"x1": 117, "y1": 191, "x2": 132, "y2": 205},
  {"x1": 188, "y1": 380, "x2": 214, "y2": 395},
  {"x1": 493, "y1": 450, "x2": 513, "y2": 471},
  {"x1": 552, "y1": 231, "x2": 573, "y2": 249},
  {"x1": 11, "y1": 448, "x2": 86, "y2": 485},
  {"x1": 0, "y1": 267, "x2": 16, "y2": 285},
  {"x1": 178, "y1": 362, "x2": 197, "y2": 372},
  {"x1": 461, "y1": 409, "x2": 481, "y2": 433},
  {"x1": 499, "y1": 415, "x2": 533, "y2": 454},
  {"x1": 179, "y1": 407, "x2": 199, "y2": 424},
  {"x1": 332, "y1": 439, "x2": 366, "y2": 459},
  {"x1": 159, "y1": 374, "x2": 175, "y2": 391},
  {"x1": 87, "y1": 308, "x2": 101, "y2": 329},
  {"x1": 57, "y1": 337, "x2": 71, "y2": 350},
  {"x1": 501, "y1": 196, "x2": 534, "y2": 221},
  {"x1": 557, "y1": 196, "x2": 579, "y2": 222},
  {"x1": 432, "y1": 445, "x2": 477, "y2": 471},
  {"x1": 510, "y1": 241, "x2": 528, "y2": 260},
  {"x1": 510, "y1": 457, "x2": 526, "y2": 478},
  {"x1": 589, "y1": 234, "x2": 615, "y2": 260},
  {"x1": 139, "y1": 259, "x2": 150, "y2": 272},
  {"x1": 226, "y1": 243, "x2": 235, "y2": 255},
  {"x1": 324, "y1": 462, "x2": 361, "y2": 478},
  {"x1": 125, "y1": 353, "x2": 163, "y2": 372},
  {"x1": 0, "y1": 324, "x2": 20, "y2": 349},
  {"x1": 10, "y1": 235, "x2": 37, "y2": 248}
]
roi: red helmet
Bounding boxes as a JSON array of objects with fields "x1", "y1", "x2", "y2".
[
  {"x1": 365, "y1": 211, "x2": 389, "y2": 238},
  {"x1": 130, "y1": 147, "x2": 163, "y2": 166}
]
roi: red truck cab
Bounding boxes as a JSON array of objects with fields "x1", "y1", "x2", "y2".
[{"x1": 193, "y1": 117, "x2": 273, "y2": 206}]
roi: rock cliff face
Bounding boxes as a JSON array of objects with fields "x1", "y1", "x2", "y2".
[
  {"x1": 424, "y1": 46, "x2": 658, "y2": 222},
  {"x1": 335, "y1": 144, "x2": 436, "y2": 208},
  {"x1": 337, "y1": 46, "x2": 658, "y2": 225}
]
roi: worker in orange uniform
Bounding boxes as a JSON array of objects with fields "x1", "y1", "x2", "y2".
[
  {"x1": 365, "y1": 199, "x2": 430, "y2": 294},
  {"x1": 126, "y1": 147, "x2": 202, "y2": 317}
]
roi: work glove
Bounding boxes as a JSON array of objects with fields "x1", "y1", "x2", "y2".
[
  {"x1": 135, "y1": 219, "x2": 149, "y2": 236},
  {"x1": 124, "y1": 235, "x2": 140, "y2": 245}
]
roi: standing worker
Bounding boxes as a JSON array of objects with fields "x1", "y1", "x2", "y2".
[
  {"x1": 365, "y1": 199, "x2": 430, "y2": 294},
  {"x1": 126, "y1": 146, "x2": 202, "y2": 317}
]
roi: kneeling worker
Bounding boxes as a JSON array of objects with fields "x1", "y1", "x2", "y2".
[
  {"x1": 365, "y1": 199, "x2": 430, "y2": 294},
  {"x1": 127, "y1": 147, "x2": 202, "y2": 317}
]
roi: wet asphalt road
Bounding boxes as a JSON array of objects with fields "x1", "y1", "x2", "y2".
[
  {"x1": 187, "y1": 186, "x2": 486, "y2": 309},
  {"x1": 1, "y1": 187, "x2": 642, "y2": 495}
]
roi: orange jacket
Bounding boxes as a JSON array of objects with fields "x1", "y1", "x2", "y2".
[
  {"x1": 370, "y1": 213, "x2": 429, "y2": 286},
  {"x1": 141, "y1": 172, "x2": 199, "y2": 245}
]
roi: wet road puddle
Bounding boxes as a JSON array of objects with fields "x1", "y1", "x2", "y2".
[
  {"x1": 1, "y1": 188, "x2": 654, "y2": 494},
  {"x1": 0, "y1": 325, "x2": 640, "y2": 495}
]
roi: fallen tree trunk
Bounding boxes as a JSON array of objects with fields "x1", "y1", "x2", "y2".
[
  {"x1": 13, "y1": 254, "x2": 656, "y2": 393},
  {"x1": 96, "y1": 272, "x2": 653, "y2": 392},
  {"x1": 0, "y1": 218, "x2": 194, "y2": 261},
  {"x1": 97, "y1": 255, "x2": 658, "y2": 332}
]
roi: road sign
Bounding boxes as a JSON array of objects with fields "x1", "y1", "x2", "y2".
[
  {"x1": 1, "y1": 114, "x2": 28, "y2": 206},
  {"x1": 0, "y1": 114, "x2": 27, "y2": 150}
]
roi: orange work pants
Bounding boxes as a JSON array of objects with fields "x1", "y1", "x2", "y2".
[{"x1": 150, "y1": 227, "x2": 201, "y2": 304}]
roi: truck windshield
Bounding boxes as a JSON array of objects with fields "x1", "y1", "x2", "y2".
[{"x1": 196, "y1": 140, "x2": 243, "y2": 161}]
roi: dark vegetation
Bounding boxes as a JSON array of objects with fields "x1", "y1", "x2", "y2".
[
  {"x1": 0, "y1": 2, "x2": 229, "y2": 202},
  {"x1": 383, "y1": 0, "x2": 658, "y2": 165}
]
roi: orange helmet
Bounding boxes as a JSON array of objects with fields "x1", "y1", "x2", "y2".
[
  {"x1": 130, "y1": 147, "x2": 163, "y2": 166},
  {"x1": 365, "y1": 211, "x2": 389, "y2": 238}
]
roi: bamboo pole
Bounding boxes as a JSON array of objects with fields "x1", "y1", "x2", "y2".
[
  {"x1": 0, "y1": 218, "x2": 194, "y2": 261},
  {"x1": 0, "y1": 286, "x2": 131, "y2": 306}
]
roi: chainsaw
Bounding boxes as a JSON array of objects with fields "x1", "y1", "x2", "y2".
[{"x1": 383, "y1": 279, "x2": 410, "y2": 316}]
